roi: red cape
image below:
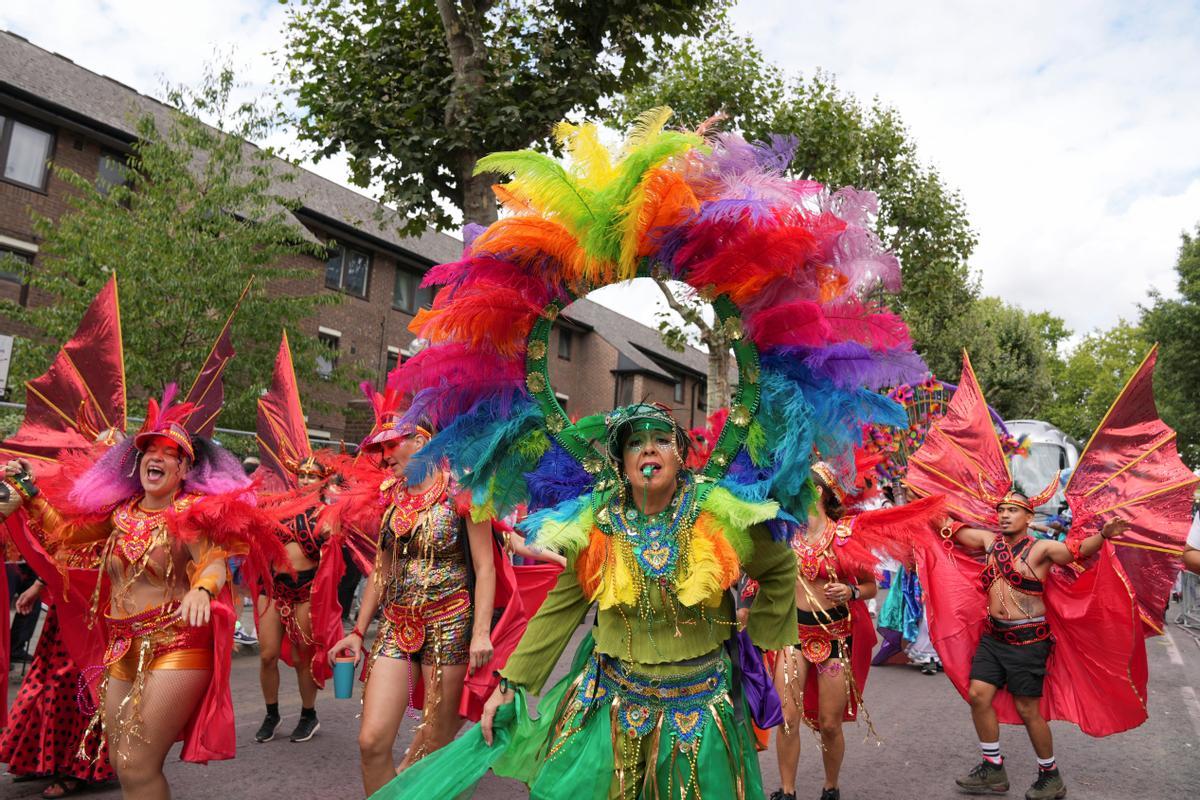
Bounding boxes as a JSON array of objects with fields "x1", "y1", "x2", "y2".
[
  {"x1": 1, "y1": 556, "x2": 8, "y2": 727},
  {"x1": 4, "y1": 514, "x2": 238, "y2": 762},
  {"x1": 802, "y1": 598, "x2": 876, "y2": 723},
  {"x1": 915, "y1": 536, "x2": 1147, "y2": 737}
]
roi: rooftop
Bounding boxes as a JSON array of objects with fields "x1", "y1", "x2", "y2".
[{"x1": 0, "y1": 29, "x2": 461, "y2": 266}]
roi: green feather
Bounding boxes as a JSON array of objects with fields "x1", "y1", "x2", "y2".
[
  {"x1": 701, "y1": 486, "x2": 779, "y2": 561},
  {"x1": 475, "y1": 150, "x2": 595, "y2": 231}
]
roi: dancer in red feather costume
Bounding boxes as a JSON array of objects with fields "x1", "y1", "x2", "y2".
[{"x1": 905, "y1": 351, "x2": 1196, "y2": 800}]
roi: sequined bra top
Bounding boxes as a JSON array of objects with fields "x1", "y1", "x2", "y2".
[{"x1": 109, "y1": 493, "x2": 201, "y2": 579}]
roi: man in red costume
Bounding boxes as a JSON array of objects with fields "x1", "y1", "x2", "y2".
[{"x1": 942, "y1": 492, "x2": 1127, "y2": 799}]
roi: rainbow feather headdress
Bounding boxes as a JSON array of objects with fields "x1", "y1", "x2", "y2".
[{"x1": 395, "y1": 110, "x2": 925, "y2": 572}]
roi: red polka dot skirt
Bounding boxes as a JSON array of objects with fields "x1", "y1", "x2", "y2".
[{"x1": 0, "y1": 607, "x2": 114, "y2": 781}]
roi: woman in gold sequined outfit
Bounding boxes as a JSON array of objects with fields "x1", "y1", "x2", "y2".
[
  {"x1": 0, "y1": 390, "x2": 278, "y2": 800},
  {"x1": 328, "y1": 407, "x2": 496, "y2": 797}
]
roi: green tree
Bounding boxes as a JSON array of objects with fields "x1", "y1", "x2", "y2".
[
  {"x1": 1142, "y1": 222, "x2": 1200, "y2": 465},
  {"x1": 615, "y1": 25, "x2": 979, "y2": 382},
  {"x1": 1041, "y1": 320, "x2": 1147, "y2": 442},
  {"x1": 1, "y1": 66, "x2": 341, "y2": 430},
  {"x1": 281, "y1": 0, "x2": 724, "y2": 235},
  {"x1": 951, "y1": 297, "x2": 1068, "y2": 421}
]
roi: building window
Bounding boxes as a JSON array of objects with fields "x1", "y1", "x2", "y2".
[
  {"x1": 697, "y1": 381, "x2": 707, "y2": 412},
  {"x1": 386, "y1": 347, "x2": 400, "y2": 376},
  {"x1": 0, "y1": 113, "x2": 54, "y2": 191},
  {"x1": 0, "y1": 247, "x2": 32, "y2": 285},
  {"x1": 555, "y1": 393, "x2": 569, "y2": 413},
  {"x1": 558, "y1": 329, "x2": 573, "y2": 360},
  {"x1": 673, "y1": 375, "x2": 684, "y2": 404},
  {"x1": 617, "y1": 375, "x2": 634, "y2": 406},
  {"x1": 324, "y1": 242, "x2": 370, "y2": 298},
  {"x1": 393, "y1": 267, "x2": 433, "y2": 314},
  {"x1": 316, "y1": 328, "x2": 340, "y2": 380},
  {"x1": 97, "y1": 152, "x2": 131, "y2": 194}
]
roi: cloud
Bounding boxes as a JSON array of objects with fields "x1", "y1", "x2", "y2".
[
  {"x1": 4, "y1": 1, "x2": 1197, "y2": 341},
  {"x1": 731, "y1": 0, "x2": 1200, "y2": 335}
]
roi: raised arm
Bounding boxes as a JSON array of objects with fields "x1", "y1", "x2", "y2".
[
  {"x1": 1037, "y1": 518, "x2": 1130, "y2": 566},
  {"x1": 940, "y1": 519, "x2": 993, "y2": 551},
  {"x1": 0, "y1": 461, "x2": 111, "y2": 547}
]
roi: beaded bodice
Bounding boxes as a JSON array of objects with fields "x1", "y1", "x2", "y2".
[{"x1": 378, "y1": 473, "x2": 466, "y2": 606}]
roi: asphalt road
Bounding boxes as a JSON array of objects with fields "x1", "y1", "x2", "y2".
[{"x1": 6, "y1": 605, "x2": 1200, "y2": 800}]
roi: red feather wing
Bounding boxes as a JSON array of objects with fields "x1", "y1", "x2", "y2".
[{"x1": 1064, "y1": 346, "x2": 1199, "y2": 635}]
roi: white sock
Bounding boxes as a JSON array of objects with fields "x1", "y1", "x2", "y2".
[
  {"x1": 979, "y1": 741, "x2": 1002, "y2": 765},
  {"x1": 1037, "y1": 755, "x2": 1057, "y2": 771}
]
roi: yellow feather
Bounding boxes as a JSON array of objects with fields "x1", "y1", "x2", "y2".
[
  {"x1": 676, "y1": 528, "x2": 725, "y2": 608},
  {"x1": 622, "y1": 106, "x2": 674, "y2": 155},
  {"x1": 594, "y1": 540, "x2": 636, "y2": 608},
  {"x1": 555, "y1": 122, "x2": 617, "y2": 192}
]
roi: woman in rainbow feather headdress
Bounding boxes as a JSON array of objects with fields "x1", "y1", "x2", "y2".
[{"x1": 371, "y1": 109, "x2": 930, "y2": 799}]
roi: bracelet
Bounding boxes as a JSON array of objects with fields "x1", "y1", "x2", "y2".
[
  {"x1": 1066, "y1": 537, "x2": 1083, "y2": 562},
  {"x1": 351, "y1": 625, "x2": 365, "y2": 639},
  {"x1": 850, "y1": 584, "x2": 861, "y2": 601},
  {"x1": 196, "y1": 586, "x2": 215, "y2": 600}
]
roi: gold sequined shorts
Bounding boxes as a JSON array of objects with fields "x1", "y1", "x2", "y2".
[
  {"x1": 104, "y1": 604, "x2": 213, "y2": 682},
  {"x1": 371, "y1": 590, "x2": 472, "y2": 667}
]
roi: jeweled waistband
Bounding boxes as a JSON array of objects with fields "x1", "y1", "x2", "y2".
[{"x1": 986, "y1": 616, "x2": 1051, "y2": 646}]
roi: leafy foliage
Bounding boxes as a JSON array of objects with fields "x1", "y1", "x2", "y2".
[
  {"x1": 614, "y1": 23, "x2": 979, "y2": 381},
  {"x1": 1141, "y1": 223, "x2": 1200, "y2": 464},
  {"x1": 1, "y1": 66, "x2": 344, "y2": 431},
  {"x1": 281, "y1": 0, "x2": 725, "y2": 234},
  {"x1": 951, "y1": 297, "x2": 1066, "y2": 421}
]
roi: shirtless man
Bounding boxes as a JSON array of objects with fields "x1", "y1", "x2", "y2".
[
  {"x1": 943, "y1": 491, "x2": 1128, "y2": 800},
  {"x1": 1184, "y1": 511, "x2": 1200, "y2": 574}
]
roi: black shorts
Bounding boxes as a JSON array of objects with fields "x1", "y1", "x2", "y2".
[{"x1": 969, "y1": 633, "x2": 1050, "y2": 697}]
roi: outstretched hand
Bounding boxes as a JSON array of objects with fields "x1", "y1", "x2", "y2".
[{"x1": 1101, "y1": 518, "x2": 1131, "y2": 539}]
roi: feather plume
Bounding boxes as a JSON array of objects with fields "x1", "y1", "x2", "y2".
[
  {"x1": 555, "y1": 121, "x2": 617, "y2": 190},
  {"x1": 475, "y1": 150, "x2": 595, "y2": 230}
]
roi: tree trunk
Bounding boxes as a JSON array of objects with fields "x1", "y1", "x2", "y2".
[
  {"x1": 436, "y1": 1, "x2": 497, "y2": 226},
  {"x1": 460, "y1": 155, "x2": 499, "y2": 227},
  {"x1": 704, "y1": 333, "x2": 732, "y2": 412}
]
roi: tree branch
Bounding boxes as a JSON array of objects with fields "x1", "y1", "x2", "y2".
[{"x1": 654, "y1": 277, "x2": 713, "y2": 337}]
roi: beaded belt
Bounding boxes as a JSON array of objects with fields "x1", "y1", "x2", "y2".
[
  {"x1": 796, "y1": 605, "x2": 853, "y2": 664},
  {"x1": 382, "y1": 589, "x2": 472, "y2": 654},
  {"x1": 576, "y1": 652, "x2": 728, "y2": 749},
  {"x1": 986, "y1": 616, "x2": 1051, "y2": 646},
  {"x1": 103, "y1": 602, "x2": 208, "y2": 666}
]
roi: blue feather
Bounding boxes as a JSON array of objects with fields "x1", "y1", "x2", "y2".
[{"x1": 525, "y1": 441, "x2": 592, "y2": 511}]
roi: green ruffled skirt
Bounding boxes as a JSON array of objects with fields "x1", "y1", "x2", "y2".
[{"x1": 371, "y1": 633, "x2": 762, "y2": 799}]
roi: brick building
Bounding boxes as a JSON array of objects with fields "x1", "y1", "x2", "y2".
[{"x1": 0, "y1": 30, "x2": 710, "y2": 443}]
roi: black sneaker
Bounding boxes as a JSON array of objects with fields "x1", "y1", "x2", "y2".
[
  {"x1": 254, "y1": 714, "x2": 281, "y2": 743},
  {"x1": 1024, "y1": 768, "x2": 1066, "y2": 800},
  {"x1": 290, "y1": 716, "x2": 320, "y2": 743},
  {"x1": 770, "y1": 791, "x2": 797, "y2": 800},
  {"x1": 820, "y1": 789, "x2": 841, "y2": 800},
  {"x1": 955, "y1": 760, "x2": 1010, "y2": 794}
]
